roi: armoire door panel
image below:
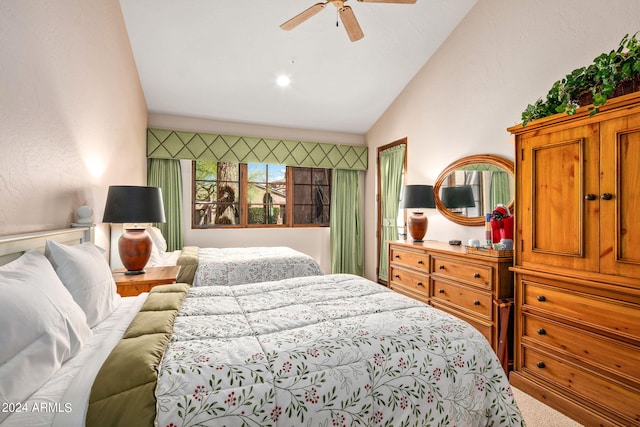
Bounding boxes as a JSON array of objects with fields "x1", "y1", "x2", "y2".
[
  {"x1": 519, "y1": 124, "x2": 599, "y2": 272},
  {"x1": 600, "y1": 114, "x2": 640, "y2": 279}
]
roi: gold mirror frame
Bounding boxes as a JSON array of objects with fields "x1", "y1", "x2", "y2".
[{"x1": 434, "y1": 154, "x2": 514, "y2": 227}]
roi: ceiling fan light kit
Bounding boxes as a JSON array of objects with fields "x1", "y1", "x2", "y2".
[{"x1": 280, "y1": 0, "x2": 416, "y2": 42}]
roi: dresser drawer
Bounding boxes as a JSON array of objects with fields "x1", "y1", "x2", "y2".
[
  {"x1": 523, "y1": 314, "x2": 640, "y2": 382},
  {"x1": 523, "y1": 280, "x2": 640, "y2": 340},
  {"x1": 431, "y1": 256, "x2": 492, "y2": 290},
  {"x1": 391, "y1": 282, "x2": 430, "y2": 304},
  {"x1": 390, "y1": 247, "x2": 429, "y2": 272},
  {"x1": 432, "y1": 301, "x2": 493, "y2": 343},
  {"x1": 389, "y1": 266, "x2": 429, "y2": 296},
  {"x1": 431, "y1": 279, "x2": 492, "y2": 320},
  {"x1": 522, "y1": 346, "x2": 640, "y2": 424}
]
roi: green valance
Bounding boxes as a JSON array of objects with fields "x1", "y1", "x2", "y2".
[{"x1": 147, "y1": 128, "x2": 368, "y2": 171}]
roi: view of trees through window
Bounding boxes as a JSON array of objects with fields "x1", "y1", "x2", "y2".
[
  {"x1": 247, "y1": 164, "x2": 286, "y2": 225},
  {"x1": 193, "y1": 161, "x2": 331, "y2": 228}
]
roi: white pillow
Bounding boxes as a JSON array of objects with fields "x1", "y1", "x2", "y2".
[
  {"x1": 146, "y1": 226, "x2": 167, "y2": 253},
  {"x1": 0, "y1": 250, "x2": 92, "y2": 414},
  {"x1": 146, "y1": 239, "x2": 163, "y2": 267},
  {"x1": 45, "y1": 240, "x2": 120, "y2": 328}
]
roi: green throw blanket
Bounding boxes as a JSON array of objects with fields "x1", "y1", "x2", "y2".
[{"x1": 86, "y1": 283, "x2": 190, "y2": 427}]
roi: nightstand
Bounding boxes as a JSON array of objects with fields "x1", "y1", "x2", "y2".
[{"x1": 112, "y1": 265, "x2": 181, "y2": 296}]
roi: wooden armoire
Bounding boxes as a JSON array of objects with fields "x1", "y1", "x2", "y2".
[{"x1": 508, "y1": 91, "x2": 640, "y2": 426}]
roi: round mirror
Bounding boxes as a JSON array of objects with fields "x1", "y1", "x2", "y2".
[{"x1": 434, "y1": 154, "x2": 514, "y2": 226}]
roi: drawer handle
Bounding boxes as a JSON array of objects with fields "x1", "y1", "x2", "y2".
[
  {"x1": 473, "y1": 299, "x2": 480, "y2": 306},
  {"x1": 394, "y1": 254, "x2": 400, "y2": 258},
  {"x1": 394, "y1": 274, "x2": 400, "y2": 279},
  {"x1": 584, "y1": 193, "x2": 597, "y2": 201},
  {"x1": 417, "y1": 282, "x2": 424, "y2": 287},
  {"x1": 473, "y1": 273, "x2": 481, "y2": 279},
  {"x1": 537, "y1": 295, "x2": 546, "y2": 302},
  {"x1": 439, "y1": 264, "x2": 445, "y2": 270},
  {"x1": 537, "y1": 328, "x2": 546, "y2": 335},
  {"x1": 417, "y1": 260, "x2": 424, "y2": 265},
  {"x1": 601, "y1": 193, "x2": 613, "y2": 200},
  {"x1": 536, "y1": 361, "x2": 546, "y2": 369},
  {"x1": 438, "y1": 288, "x2": 445, "y2": 294}
]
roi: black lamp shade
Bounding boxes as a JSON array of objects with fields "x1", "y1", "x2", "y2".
[
  {"x1": 102, "y1": 186, "x2": 166, "y2": 224},
  {"x1": 400, "y1": 185, "x2": 436, "y2": 210},
  {"x1": 441, "y1": 186, "x2": 475, "y2": 209}
]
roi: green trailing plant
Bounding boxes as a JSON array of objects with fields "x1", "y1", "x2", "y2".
[{"x1": 521, "y1": 33, "x2": 640, "y2": 126}]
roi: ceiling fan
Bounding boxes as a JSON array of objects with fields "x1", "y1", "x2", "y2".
[{"x1": 280, "y1": 0, "x2": 417, "y2": 42}]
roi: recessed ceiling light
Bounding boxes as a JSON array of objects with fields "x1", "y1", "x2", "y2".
[{"x1": 276, "y1": 75, "x2": 290, "y2": 87}]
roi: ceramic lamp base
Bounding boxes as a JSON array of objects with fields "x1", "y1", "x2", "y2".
[
  {"x1": 408, "y1": 211, "x2": 428, "y2": 242},
  {"x1": 118, "y1": 228, "x2": 151, "y2": 275}
]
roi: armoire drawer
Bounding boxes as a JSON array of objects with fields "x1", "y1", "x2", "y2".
[
  {"x1": 522, "y1": 346, "x2": 640, "y2": 424},
  {"x1": 431, "y1": 256, "x2": 492, "y2": 290},
  {"x1": 523, "y1": 280, "x2": 640, "y2": 340},
  {"x1": 389, "y1": 266, "x2": 429, "y2": 295},
  {"x1": 431, "y1": 279, "x2": 492, "y2": 320},
  {"x1": 432, "y1": 301, "x2": 492, "y2": 343},
  {"x1": 390, "y1": 248, "x2": 429, "y2": 272},
  {"x1": 523, "y1": 314, "x2": 640, "y2": 382}
]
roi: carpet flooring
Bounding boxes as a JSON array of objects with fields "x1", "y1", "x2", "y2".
[{"x1": 512, "y1": 386, "x2": 584, "y2": 427}]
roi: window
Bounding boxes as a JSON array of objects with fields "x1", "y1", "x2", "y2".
[
  {"x1": 193, "y1": 161, "x2": 331, "y2": 228},
  {"x1": 292, "y1": 168, "x2": 331, "y2": 225}
]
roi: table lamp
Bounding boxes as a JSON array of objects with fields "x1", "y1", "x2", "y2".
[
  {"x1": 102, "y1": 185, "x2": 166, "y2": 275},
  {"x1": 400, "y1": 185, "x2": 435, "y2": 242}
]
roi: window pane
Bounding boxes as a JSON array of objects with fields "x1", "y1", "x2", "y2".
[
  {"x1": 248, "y1": 164, "x2": 266, "y2": 181},
  {"x1": 247, "y1": 164, "x2": 286, "y2": 226},
  {"x1": 313, "y1": 169, "x2": 330, "y2": 185},
  {"x1": 292, "y1": 167, "x2": 331, "y2": 226},
  {"x1": 195, "y1": 182, "x2": 216, "y2": 203},
  {"x1": 293, "y1": 168, "x2": 311, "y2": 184},
  {"x1": 193, "y1": 161, "x2": 239, "y2": 226}
]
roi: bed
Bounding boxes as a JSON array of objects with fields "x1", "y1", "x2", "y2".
[
  {"x1": 140, "y1": 227, "x2": 325, "y2": 286},
  {"x1": 0, "y1": 228, "x2": 524, "y2": 427}
]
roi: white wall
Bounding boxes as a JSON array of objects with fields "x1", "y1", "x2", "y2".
[
  {"x1": 363, "y1": 0, "x2": 640, "y2": 280},
  {"x1": 0, "y1": 0, "x2": 148, "y2": 252},
  {"x1": 148, "y1": 113, "x2": 366, "y2": 273}
]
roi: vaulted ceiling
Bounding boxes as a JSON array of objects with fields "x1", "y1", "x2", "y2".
[{"x1": 120, "y1": 0, "x2": 477, "y2": 134}]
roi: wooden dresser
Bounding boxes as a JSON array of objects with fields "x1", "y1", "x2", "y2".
[
  {"x1": 508, "y1": 92, "x2": 640, "y2": 426},
  {"x1": 388, "y1": 240, "x2": 514, "y2": 364}
]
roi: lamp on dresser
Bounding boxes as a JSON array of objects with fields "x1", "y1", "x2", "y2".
[
  {"x1": 102, "y1": 185, "x2": 165, "y2": 275},
  {"x1": 400, "y1": 184, "x2": 435, "y2": 242}
]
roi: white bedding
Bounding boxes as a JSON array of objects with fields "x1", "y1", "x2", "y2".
[
  {"x1": 193, "y1": 246, "x2": 324, "y2": 286},
  {"x1": 0, "y1": 295, "x2": 147, "y2": 427}
]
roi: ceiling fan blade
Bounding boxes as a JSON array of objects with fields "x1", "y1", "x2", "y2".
[
  {"x1": 339, "y1": 6, "x2": 364, "y2": 42},
  {"x1": 357, "y1": 0, "x2": 417, "y2": 3},
  {"x1": 280, "y1": 3, "x2": 326, "y2": 31}
]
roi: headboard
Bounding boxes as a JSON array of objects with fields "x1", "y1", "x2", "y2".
[{"x1": 0, "y1": 227, "x2": 93, "y2": 266}]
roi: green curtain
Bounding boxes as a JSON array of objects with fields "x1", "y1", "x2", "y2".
[
  {"x1": 378, "y1": 144, "x2": 406, "y2": 282},
  {"x1": 147, "y1": 158, "x2": 184, "y2": 251},
  {"x1": 489, "y1": 171, "x2": 511, "y2": 209},
  {"x1": 330, "y1": 169, "x2": 363, "y2": 275}
]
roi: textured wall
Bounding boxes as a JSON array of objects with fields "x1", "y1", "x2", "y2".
[
  {"x1": 0, "y1": 0, "x2": 148, "y2": 250},
  {"x1": 364, "y1": 0, "x2": 640, "y2": 280}
]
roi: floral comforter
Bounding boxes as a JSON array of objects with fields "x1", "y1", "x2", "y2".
[
  {"x1": 156, "y1": 274, "x2": 524, "y2": 426},
  {"x1": 193, "y1": 247, "x2": 324, "y2": 287}
]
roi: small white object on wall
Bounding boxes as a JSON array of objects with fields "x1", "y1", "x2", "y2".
[{"x1": 72, "y1": 205, "x2": 94, "y2": 227}]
